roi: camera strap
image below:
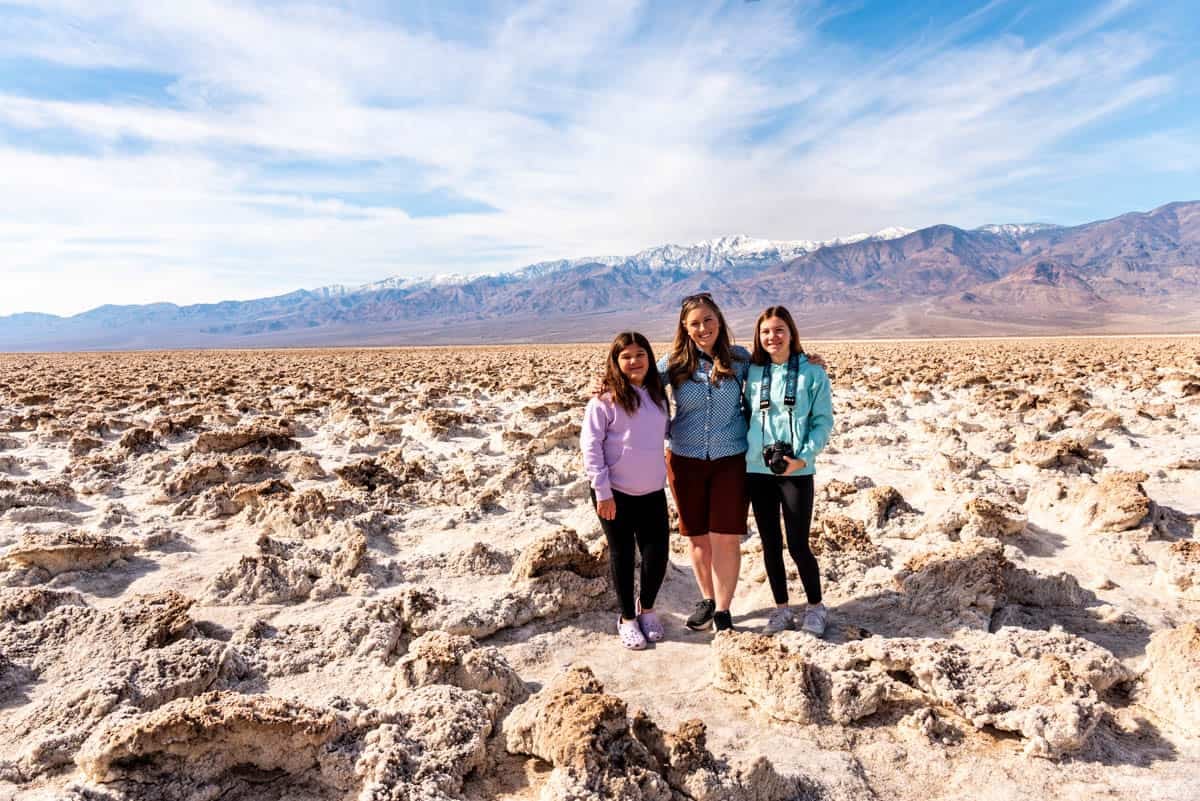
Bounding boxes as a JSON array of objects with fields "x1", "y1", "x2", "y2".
[{"x1": 758, "y1": 354, "x2": 801, "y2": 445}]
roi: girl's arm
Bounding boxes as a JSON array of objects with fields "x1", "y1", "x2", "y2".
[
  {"x1": 796, "y1": 371, "x2": 834, "y2": 465},
  {"x1": 580, "y1": 398, "x2": 614, "y2": 501},
  {"x1": 741, "y1": 368, "x2": 753, "y2": 425},
  {"x1": 658, "y1": 355, "x2": 673, "y2": 443}
]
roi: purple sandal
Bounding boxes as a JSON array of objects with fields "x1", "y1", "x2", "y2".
[
  {"x1": 637, "y1": 603, "x2": 665, "y2": 642},
  {"x1": 618, "y1": 617, "x2": 647, "y2": 650}
]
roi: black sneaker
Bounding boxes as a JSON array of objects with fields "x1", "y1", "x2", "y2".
[
  {"x1": 686, "y1": 598, "x2": 716, "y2": 631},
  {"x1": 713, "y1": 610, "x2": 734, "y2": 632}
]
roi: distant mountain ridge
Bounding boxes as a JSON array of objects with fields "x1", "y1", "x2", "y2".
[
  {"x1": 2, "y1": 202, "x2": 1197, "y2": 350},
  {"x1": 309, "y1": 226, "x2": 921, "y2": 298}
]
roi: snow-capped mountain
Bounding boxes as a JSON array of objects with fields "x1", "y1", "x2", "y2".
[
  {"x1": 975, "y1": 223, "x2": 1062, "y2": 237},
  {"x1": 515, "y1": 255, "x2": 623, "y2": 281},
  {"x1": 317, "y1": 227, "x2": 919, "y2": 296},
  {"x1": 313, "y1": 272, "x2": 498, "y2": 296}
]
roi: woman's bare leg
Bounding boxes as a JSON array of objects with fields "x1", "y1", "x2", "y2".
[
  {"x1": 710, "y1": 533, "x2": 742, "y2": 612},
  {"x1": 689, "y1": 534, "x2": 715, "y2": 599}
]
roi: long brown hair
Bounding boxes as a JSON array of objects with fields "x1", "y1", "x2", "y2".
[
  {"x1": 667, "y1": 293, "x2": 738, "y2": 387},
  {"x1": 751, "y1": 305, "x2": 805, "y2": 365},
  {"x1": 602, "y1": 332, "x2": 668, "y2": 415}
]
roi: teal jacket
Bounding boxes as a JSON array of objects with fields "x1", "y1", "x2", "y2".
[{"x1": 742, "y1": 355, "x2": 834, "y2": 476}]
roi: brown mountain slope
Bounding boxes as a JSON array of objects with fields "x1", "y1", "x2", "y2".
[
  {"x1": 959, "y1": 259, "x2": 1106, "y2": 307},
  {"x1": 1021, "y1": 201, "x2": 1200, "y2": 294}
]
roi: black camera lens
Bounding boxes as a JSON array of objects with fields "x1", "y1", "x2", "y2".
[{"x1": 763, "y1": 442, "x2": 793, "y2": 474}]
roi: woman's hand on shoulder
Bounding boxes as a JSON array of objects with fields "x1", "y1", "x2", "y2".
[
  {"x1": 806, "y1": 352, "x2": 828, "y2": 370},
  {"x1": 589, "y1": 376, "x2": 604, "y2": 397}
]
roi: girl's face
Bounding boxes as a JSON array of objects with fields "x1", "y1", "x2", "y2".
[
  {"x1": 616, "y1": 344, "x2": 649, "y2": 385},
  {"x1": 684, "y1": 305, "x2": 721, "y2": 352},
  {"x1": 759, "y1": 316, "x2": 791, "y2": 361}
]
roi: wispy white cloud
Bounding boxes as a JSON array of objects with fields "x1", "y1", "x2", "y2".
[{"x1": 0, "y1": 0, "x2": 1194, "y2": 315}]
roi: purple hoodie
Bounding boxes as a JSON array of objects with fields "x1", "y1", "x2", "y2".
[{"x1": 581, "y1": 387, "x2": 669, "y2": 501}]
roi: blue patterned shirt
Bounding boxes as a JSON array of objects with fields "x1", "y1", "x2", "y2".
[{"x1": 657, "y1": 346, "x2": 750, "y2": 460}]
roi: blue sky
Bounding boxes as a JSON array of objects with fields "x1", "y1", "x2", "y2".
[{"x1": 1, "y1": 0, "x2": 1197, "y2": 316}]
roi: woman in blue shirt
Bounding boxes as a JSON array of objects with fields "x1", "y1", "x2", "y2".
[
  {"x1": 657, "y1": 293, "x2": 751, "y2": 632},
  {"x1": 742, "y1": 306, "x2": 834, "y2": 637}
]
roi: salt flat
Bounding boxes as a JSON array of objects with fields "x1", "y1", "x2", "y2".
[{"x1": 1, "y1": 338, "x2": 1198, "y2": 800}]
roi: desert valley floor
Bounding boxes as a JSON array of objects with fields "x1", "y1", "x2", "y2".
[{"x1": 1, "y1": 338, "x2": 1198, "y2": 801}]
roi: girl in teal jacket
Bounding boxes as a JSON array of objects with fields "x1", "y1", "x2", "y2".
[{"x1": 742, "y1": 305, "x2": 834, "y2": 637}]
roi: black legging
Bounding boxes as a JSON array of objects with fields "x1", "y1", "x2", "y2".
[
  {"x1": 591, "y1": 489, "x2": 670, "y2": 620},
  {"x1": 747, "y1": 473, "x2": 821, "y2": 606}
]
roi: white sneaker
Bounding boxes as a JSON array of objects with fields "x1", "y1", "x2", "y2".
[
  {"x1": 800, "y1": 604, "x2": 828, "y2": 637},
  {"x1": 618, "y1": 617, "x2": 647, "y2": 650},
  {"x1": 765, "y1": 607, "x2": 794, "y2": 634}
]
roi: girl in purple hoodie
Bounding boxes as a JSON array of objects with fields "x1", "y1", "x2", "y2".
[{"x1": 581, "y1": 332, "x2": 671, "y2": 650}]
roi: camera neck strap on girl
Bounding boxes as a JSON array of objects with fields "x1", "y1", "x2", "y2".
[{"x1": 759, "y1": 353, "x2": 801, "y2": 444}]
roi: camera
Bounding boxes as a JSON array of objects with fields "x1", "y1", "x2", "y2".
[{"x1": 762, "y1": 442, "x2": 794, "y2": 475}]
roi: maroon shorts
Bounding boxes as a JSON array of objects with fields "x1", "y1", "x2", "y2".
[{"x1": 666, "y1": 451, "x2": 748, "y2": 538}]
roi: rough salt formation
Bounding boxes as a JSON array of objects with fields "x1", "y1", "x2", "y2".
[
  {"x1": 247, "y1": 488, "x2": 365, "y2": 539},
  {"x1": 396, "y1": 541, "x2": 514, "y2": 580},
  {"x1": 959, "y1": 497, "x2": 1027, "y2": 540},
  {"x1": 0, "y1": 591, "x2": 221, "y2": 780},
  {"x1": 389, "y1": 631, "x2": 527, "y2": 711},
  {"x1": 0, "y1": 587, "x2": 85, "y2": 624},
  {"x1": 1141, "y1": 623, "x2": 1200, "y2": 733},
  {"x1": 0, "y1": 478, "x2": 76, "y2": 513},
  {"x1": 1154, "y1": 540, "x2": 1200, "y2": 600},
  {"x1": 1025, "y1": 470, "x2": 1165, "y2": 565},
  {"x1": 230, "y1": 593, "x2": 425, "y2": 679},
  {"x1": 1012, "y1": 437, "x2": 1103, "y2": 471},
  {"x1": 74, "y1": 635, "x2": 524, "y2": 801},
  {"x1": 1159, "y1": 372, "x2": 1200, "y2": 398},
  {"x1": 505, "y1": 665, "x2": 820, "y2": 800},
  {"x1": 1077, "y1": 408, "x2": 1123, "y2": 432},
  {"x1": 1075, "y1": 472, "x2": 1154, "y2": 532},
  {"x1": 814, "y1": 514, "x2": 876, "y2": 556},
  {"x1": 354, "y1": 685, "x2": 499, "y2": 801},
  {"x1": 509, "y1": 526, "x2": 607, "y2": 581},
  {"x1": 0, "y1": 341, "x2": 1197, "y2": 801},
  {"x1": 192, "y1": 422, "x2": 299, "y2": 454},
  {"x1": 76, "y1": 691, "x2": 353, "y2": 786},
  {"x1": 892, "y1": 540, "x2": 1009, "y2": 631},
  {"x1": 160, "y1": 453, "x2": 284, "y2": 499},
  {"x1": 68, "y1": 435, "x2": 103, "y2": 457},
  {"x1": 116, "y1": 427, "x2": 159, "y2": 454},
  {"x1": 409, "y1": 528, "x2": 612, "y2": 639},
  {"x1": 713, "y1": 626, "x2": 1130, "y2": 758},
  {"x1": 204, "y1": 516, "x2": 370, "y2": 605},
  {"x1": 847, "y1": 485, "x2": 915, "y2": 532},
  {"x1": 417, "y1": 409, "x2": 480, "y2": 439},
  {"x1": 1, "y1": 529, "x2": 136, "y2": 577}
]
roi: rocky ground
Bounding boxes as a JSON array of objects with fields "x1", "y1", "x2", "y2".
[{"x1": 0, "y1": 338, "x2": 1198, "y2": 801}]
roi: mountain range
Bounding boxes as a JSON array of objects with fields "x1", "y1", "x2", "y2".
[{"x1": 2, "y1": 201, "x2": 1198, "y2": 350}]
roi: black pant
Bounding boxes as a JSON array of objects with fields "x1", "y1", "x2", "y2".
[
  {"x1": 591, "y1": 489, "x2": 670, "y2": 620},
  {"x1": 747, "y1": 473, "x2": 821, "y2": 606}
]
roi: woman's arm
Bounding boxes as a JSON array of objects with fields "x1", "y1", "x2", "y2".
[
  {"x1": 580, "y1": 399, "x2": 614, "y2": 501},
  {"x1": 796, "y1": 372, "x2": 834, "y2": 464}
]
